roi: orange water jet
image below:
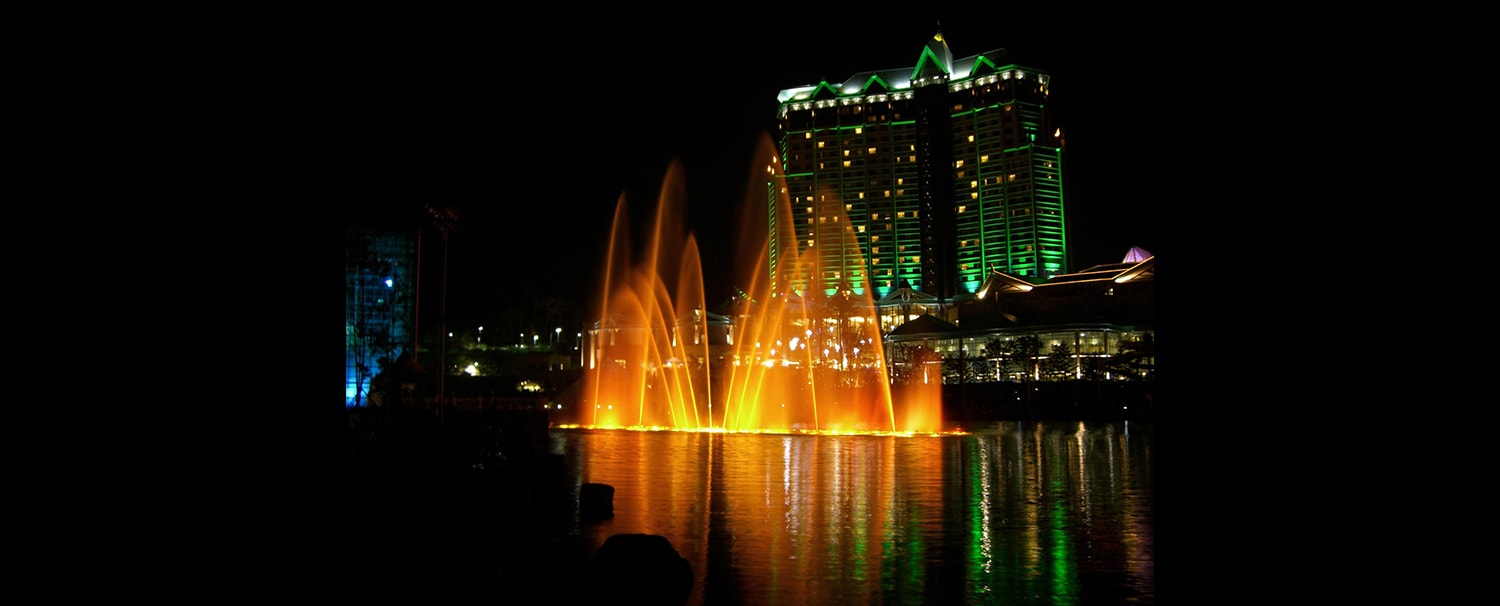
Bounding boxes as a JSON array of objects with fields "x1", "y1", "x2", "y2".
[{"x1": 576, "y1": 135, "x2": 943, "y2": 435}]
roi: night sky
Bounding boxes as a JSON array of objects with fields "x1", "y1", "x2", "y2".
[{"x1": 347, "y1": 4, "x2": 1163, "y2": 333}]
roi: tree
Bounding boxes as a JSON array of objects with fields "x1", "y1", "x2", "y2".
[
  {"x1": 1042, "y1": 341, "x2": 1075, "y2": 380},
  {"x1": 886, "y1": 343, "x2": 943, "y2": 385},
  {"x1": 1001, "y1": 335, "x2": 1044, "y2": 413},
  {"x1": 1108, "y1": 332, "x2": 1155, "y2": 381},
  {"x1": 1005, "y1": 335, "x2": 1043, "y2": 382}
]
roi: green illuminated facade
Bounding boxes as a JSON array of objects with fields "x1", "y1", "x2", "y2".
[{"x1": 772, "y1": 32, "x2": 1067, "y2": 302}]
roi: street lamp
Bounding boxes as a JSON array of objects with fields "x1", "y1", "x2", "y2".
[{"x1": 554, "y1": 327, "x2": 561, "y2": 348}]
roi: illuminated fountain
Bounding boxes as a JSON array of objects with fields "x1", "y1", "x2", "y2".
[{"x1": 573, "y1": 137, "x2": 943, "y2": 435}]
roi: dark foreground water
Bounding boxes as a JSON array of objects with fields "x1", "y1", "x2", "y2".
[{"x1": 551, "y1": 420, "x2": 1154, "y2": 605}]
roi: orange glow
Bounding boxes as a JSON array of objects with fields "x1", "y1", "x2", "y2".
[{"x1": 576, "y1": 139, "x2": 943, "y2": 435}]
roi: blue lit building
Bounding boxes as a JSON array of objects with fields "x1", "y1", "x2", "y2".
[{"x1": 345, "y1": 228, "x2": 419, "y2": 407}]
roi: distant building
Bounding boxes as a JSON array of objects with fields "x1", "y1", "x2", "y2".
[
  {"x1": 770, "y1": 30, "x2": 1067, "y2": 303},
  {"x1": 926, "y1": 248, "x2": 1155, "y2": 381},
  {"x1": 345, "y1": 228, "x2": 419, "y2": 407}
]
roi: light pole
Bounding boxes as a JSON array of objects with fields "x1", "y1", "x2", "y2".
[
  {"x1": 554, "y1": 327, "x2": 561, "y2": 349},
  {"x1": 426, "y1": 204, "x2": 458, "y2": 427}
]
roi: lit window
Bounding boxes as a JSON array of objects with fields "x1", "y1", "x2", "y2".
[
  {"x1": 955, "y1": 160, "x2": 964, "y2": 168},
  {"x1": 967, "y1": 135, "x2": 974, "y2": 142},
  {"x1": 958, "y1": 205, "x2": 966, "y2": 213},
  {"x1": 843, "y1": 160, "x2": 851, "y2": 167},
  {"x1": 970, "y1": 181, "x2": 978, "y2": 189},
  {"x1": 868, "y1": 147, "x2": 876, "y2": 154},
  {"x1": 844, "y1": 150, "x2": 850, "y2": 156},
  {"x1": 818, "y1": 141, "x2": 824, "y2": 147}
]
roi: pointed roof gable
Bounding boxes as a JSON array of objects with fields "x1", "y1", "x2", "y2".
[
  {"x1": 876, "y1": 282, "x2": 941, "y2": 306},
  {"x1": 887, "y1": 313, "x2": 960, "y2": 338},
  {"x1": 857, "y1": 73, "x2": 891, "y2": 94},
  {"x1": 810, "y1": 80, "x2": 840, "y2": 100},
  {"x1": 977, "y1": 269, "x2": 1036, "y2": 298},
  {"x1": 911, "y1": 32, "x2": 953, "y2": 83}
]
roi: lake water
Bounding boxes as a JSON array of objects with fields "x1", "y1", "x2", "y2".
[{"x1": 550, "y1": 420, "x2": 1154, "y2": 605}]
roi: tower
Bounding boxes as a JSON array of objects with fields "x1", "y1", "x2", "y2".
[
  {"x1": 345, "y1": 228, "x2": 420, "y2": 407},
  {"x1": 771, "y1": 31, "x2": 1067, "y2": 303}
]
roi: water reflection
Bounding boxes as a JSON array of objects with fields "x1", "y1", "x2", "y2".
[{"x1": 552, "y1": 421, "x2": 1153, "y2": 605}]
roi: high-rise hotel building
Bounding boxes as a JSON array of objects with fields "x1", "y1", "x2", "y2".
[{"x1": 771, "y1": 32, "x2": 1066, "y2": 303}]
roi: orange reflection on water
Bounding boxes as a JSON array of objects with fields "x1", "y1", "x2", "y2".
[{"x1": 560, "y1": 420, "x2": 1154, "y2": 605}]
